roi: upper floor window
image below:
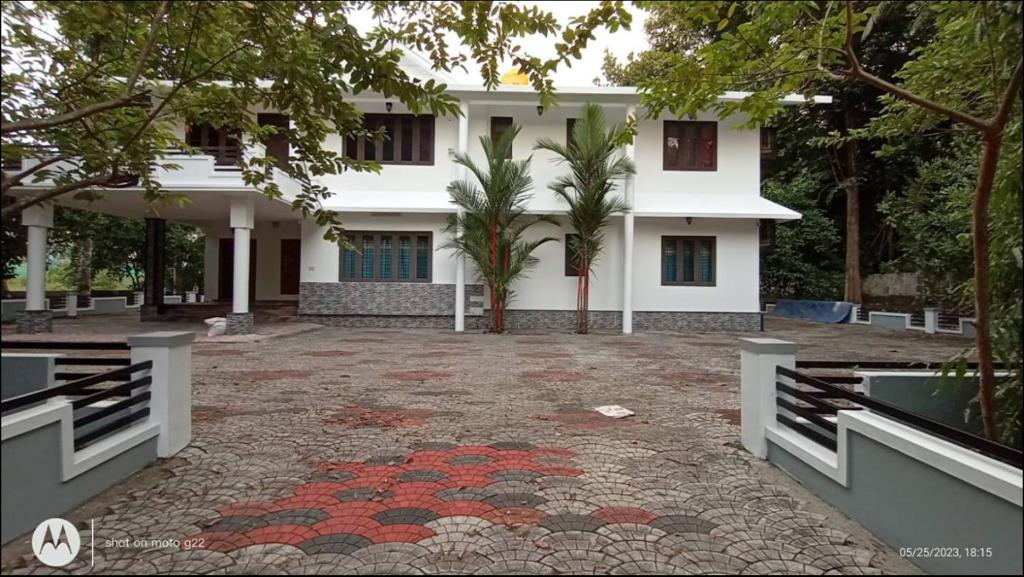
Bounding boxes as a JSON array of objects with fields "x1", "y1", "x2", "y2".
[
  {"x1": 186, "y1": 122, "x2": 240, "y2": 166},
  {"x1": 566, "y1": 118, "x2": 577, "y2": 148},
  {"x1": 564, "y1": 233, "x2": 580, "y2": 276},
  {"x1": 345, "y1": 114, "x2": 434, "y2": 165},
  {"x1": 760, "y1": 127, "x2": 777, "y2": 160},
  {"x1": 340, "y1": 231, "x2": 432, "y2": 282},
  {"x1": 490, "y1": 116, "x2": 514, "y2": 159},
  {"x1": 663, "y1": 121, "x2": 717, "y2": 171},
  {"x1": 662, "y1": 236, "x2": 716, "y2": 286}
]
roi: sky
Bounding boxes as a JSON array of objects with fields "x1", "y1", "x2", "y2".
[{"x1": 352, "y1": 1, "x2": 650, "y2": 87}]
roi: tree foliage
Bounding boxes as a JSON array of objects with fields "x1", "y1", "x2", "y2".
[
  {"x1": 534, "y1": 103, "x2": 633, "y2": 334},
  {"x1": 616, "y1": 0, "x2": 1022, "y2": 442},
  {"x1": 1, "y1": 0, "x2": 631, "y2": 243},
  {"x1": 443, "y1": 126, "x2": 557, "y2": 333}
]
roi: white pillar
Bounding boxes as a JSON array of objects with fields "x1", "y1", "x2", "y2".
[
  {"x1": 65, "y1": 292, "x2": 77, "y2": 317},
  {"x1": 740, "y1": 338, "x2": 797, "y2": 459},
  {"x1": 454, "y1": 102, "x2": 469, "y2": 332},
  {"x1": 229, "y1": 198, "x2": 255, "y2": 315},
  {"x1": 232, "y1": 228, "x2": 251, "y2": 313},
  {"x1": 128, "y1": 331, "x2": 194, "y2": 458},
  {"x1": 22, "y1": 205, "x2": 53, "y2": 312},
  {"x1": 622, "y1": 105, "x2": 637, "y2": 335},
  {"x1": 923, "y1": 307, "x2": 939, "y2": 334}
]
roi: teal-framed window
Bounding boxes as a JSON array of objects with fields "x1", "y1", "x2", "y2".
[
  {"x1": 340, "y1": 231, "x2": 432, "y2": 282},
  {"x1": 662, "y1": 236, "x2": 715, "y2": 286}
]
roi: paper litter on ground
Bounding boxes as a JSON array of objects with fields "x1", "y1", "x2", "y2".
[{"x1": 594, "y1": 405, "x2": 635, "y2": 418}]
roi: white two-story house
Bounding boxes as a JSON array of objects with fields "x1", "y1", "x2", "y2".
[{"x1": 8, "y1": 55, "x2": 823, "y2": 334}]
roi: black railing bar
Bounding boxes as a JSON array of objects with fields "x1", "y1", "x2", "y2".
[
  {"x1": 74, "y1": 408, "x2": 150, "y2": 450},
  {"x1": 778, "y1": 366, "x2": 1023, "y2": 468},
  {"x1": 776, "y1": 413, "x2": 838, "y2": 451},
  {"x1": 795, "y1": 360, "x2": 1004, "y2": 370},
  {"x1": 805, "y1": 375, "x2": 864, "y2": 385},
  {"x1": 55, "y1": 373, "x2": 133, "y2": 382},
  {"x1": 1, "y1": 341, "x2": 129, "y2": 350},
  {"x1": 1, "y1": 361, "x2": 152, "y2": 413},
  {"x1": 73, "y1": 392, "x2": 151, "y2": 429},
  {"x1": 54, "y1": 358, "x2": 132, "y2": 366},
  {"x1": 71, "y1": 376, "x2": 151, "y2": 410},
  {"x1": 776, "y1": 382, "x2": 844, "y2": 412},
  {"x1": 777, "y1": 397, "x2": 839, "y2": 434}
]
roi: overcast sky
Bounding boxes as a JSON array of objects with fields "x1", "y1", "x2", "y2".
[{"x1": 352, "y1": 1, "x2": 649, "y2": 87}]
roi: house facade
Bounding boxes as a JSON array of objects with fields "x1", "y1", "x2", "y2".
[{"x1": 7, "y1": 56, "x2": 822, "y2": 334}]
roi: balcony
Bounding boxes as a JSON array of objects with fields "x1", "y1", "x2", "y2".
[{"x1": 7, "y1": 142, "x2": 301, "y2": 200}]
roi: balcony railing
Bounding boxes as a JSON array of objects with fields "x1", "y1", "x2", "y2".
[{"x1": 5, "y1": 142, "x2": 302, "y2": 199}]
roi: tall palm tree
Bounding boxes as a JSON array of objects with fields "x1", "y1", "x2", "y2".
[
  {"x1": 443, "y1": 125, "x2": 557, "y2": 333},
  {"x1": 535, "y1": 103, "x2": 634, "y2": 334}
]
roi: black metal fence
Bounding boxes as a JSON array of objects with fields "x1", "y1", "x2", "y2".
[
  {"x1": 775, "y1": 363, "x2": 1022, "y2": 469},
  {"x1": 1, "y1": 341, "x2": 152, "y2": 451}
]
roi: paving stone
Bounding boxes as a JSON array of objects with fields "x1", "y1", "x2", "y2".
[{"x1": 0, "y1": 323, "x2": 929, "y2": 576}]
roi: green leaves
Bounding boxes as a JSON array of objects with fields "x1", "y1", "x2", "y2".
[{"x1": 2, "y1": 0, "x2": 631, "y2": 241}]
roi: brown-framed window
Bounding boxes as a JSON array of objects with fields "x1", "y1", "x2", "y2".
[
  {"x1": 186, "y1": 122, "x2": 241, "y2": 166},
  {"x1": 490, "y1": 116, "x2": 514, "y2": 159},
  {"x1": 344, "y1": 114, "x2": 435, "y2": 165},
  {"x1": 340, "y1": 231, "x2": 432, "y2": 282},
  {"x1": 566, "y1": 118, "x2": 577, "y2": 148},
  {"x1": 662, "y1": 236, "x2": 716, "y2": 286},
  {"x1": 760, "y1": 127, "x2": 777, "y2": 159},
  {"x1": 564, "y1": 233, "x2": 580, "y2": 276},
  {"x1": 663, "y1": 121, "x2": 717, "y2": 171}
]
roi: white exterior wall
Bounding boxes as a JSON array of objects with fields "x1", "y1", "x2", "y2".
[
  {"x1": 633, "y1": 111, "x2": 760, "y2": 200},
  {"x1": 508, "y1": 217, "x2": 624, "y2": 312},
  {"x1": 300, "y1": 213, "x2": 460, "y2": 285},
  {"x1": 633, "y1": 217, "x2": 760, "y2": 313},
  {"x1": 317, "y1": 101, "x2": 461, "y2": 210}
]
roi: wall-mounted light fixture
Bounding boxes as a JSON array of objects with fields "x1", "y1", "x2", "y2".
[
  {"x1": 536, "y1": 105, "x2": 544, "y2": 116},
  {"x1": 385, "y1": 101, "x2": 393, "y2": 113}
]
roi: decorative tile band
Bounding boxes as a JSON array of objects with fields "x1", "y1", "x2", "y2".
[
  {"x1": 226, "y1": 312, "x2": 254, "y2": 335},
  {"x1": 16, "y1": 310, "x2": 52, "y2": 334},
  {"x1": 299, "y1": 282, "x2": 483, "y2": 317}
]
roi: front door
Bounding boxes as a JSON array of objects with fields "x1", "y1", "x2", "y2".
[
  {"x1": 280, "y1": 239, "x2": 301, "y2": 295},
  {"x1": 257, "y1": 113, "x2": 290, "y2": 170},
  {"x1": 218, "y1": 238, "x2": 257, "y2": 302}
]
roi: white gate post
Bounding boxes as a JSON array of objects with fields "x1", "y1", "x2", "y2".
[
  {"x1": 923, "y1": 307, "x2": 939, "y2": 334},
  {"x1": 740, "y1": 338, "x2": 797, "y2": 459},
  {"x1": 128, "y1": 331, "x2": 194, "y2": 457}
]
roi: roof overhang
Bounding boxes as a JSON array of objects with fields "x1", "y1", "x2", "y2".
[{"x1": 634, "y1": 194, "x2": 802, "y2": 221}]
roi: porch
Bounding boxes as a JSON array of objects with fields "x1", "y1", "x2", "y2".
[{"x1": 7, "y1": 142, "x2": 305, "y2": 335}]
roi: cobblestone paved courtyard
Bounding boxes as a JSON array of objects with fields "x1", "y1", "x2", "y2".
[{"x1": 3, "y1": 317, "x2": 970, "y2": 574}]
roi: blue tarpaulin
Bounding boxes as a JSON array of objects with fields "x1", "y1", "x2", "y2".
[{"x1": 771, "y1": 299, "x2": 853, "y2": 323}]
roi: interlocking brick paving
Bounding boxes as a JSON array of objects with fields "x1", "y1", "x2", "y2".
[{"x1": 0, "y1": 316, "x2": 957, "y2": 574}]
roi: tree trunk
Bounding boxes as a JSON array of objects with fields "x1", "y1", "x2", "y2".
[
  {"x1": 843, "y1": 105, "x2": 863, "y2": 304},
  {"x1": 74, "y1": 236, "x2": 93, "y2": 295},
  {"x1": 971, "y1": 134, "x2": 1002, "y2": 441}
]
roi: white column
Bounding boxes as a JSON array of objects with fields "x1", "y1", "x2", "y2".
[
  {"x1": 454, "y1": 102, "x2": 469, "y2": 332},
  {"x1": 65, "y1": 292, "x2": 77, "y2": 317},
  {"x1": 229, "y1": 198, "x2": 255, "y2": 314},
  {"x1": 740, "y1": 338, "x2": 797, "y2": 459},
  {"x1": 622, "y1": 105, "x2": 637, "y2": 334},
  {"x1": 22, "y1": 205, "x2": 53, "y2": 312},
  {"x1": 128, "y1": 331, "x2": 194, "y2": 458}
]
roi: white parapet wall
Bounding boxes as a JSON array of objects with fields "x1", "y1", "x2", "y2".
[
  {"x1": 739, "y1": 338, "x2": 1023, "y2": 575},
  {"x1": 0, "y1": 331, "x2": 194, "y2": 544}
]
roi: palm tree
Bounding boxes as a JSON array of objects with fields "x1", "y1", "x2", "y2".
[
  {"x1": 443, "y1": 125, "x2": 557, "y2": 333},
  {"x1": 535, "y1": 103, "x2": 634, "y2": 334}
]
